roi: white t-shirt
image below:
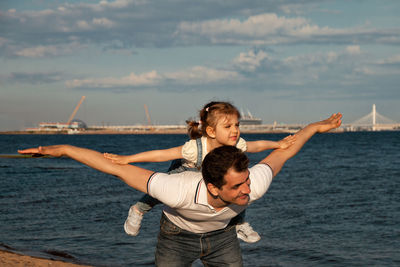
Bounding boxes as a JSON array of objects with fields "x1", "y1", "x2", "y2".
[
  {"x1": 181, "y1": 136, "x2": 247, "y2": 168},
  {"x1": 147, "y1": 164, "x2": 273, "y2": 233}
]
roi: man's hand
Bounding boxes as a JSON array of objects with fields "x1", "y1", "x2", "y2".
[
  {"x1": 314, "y1": 113, "x2": 342, "y2": 133},
  {"x1": 18, "y1": 145, "x2": 67, "y2": 158}
]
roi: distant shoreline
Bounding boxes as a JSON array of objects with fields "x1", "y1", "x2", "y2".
[
  {"x1": 4, "y1": 128, "x2": 399, "y2": 135},
  {"x1": 0, "y1": 130, "x2": 187, "y2": 135},
  {"x1": 0, "y1": 129, "x2": 303, "y2": 135}
]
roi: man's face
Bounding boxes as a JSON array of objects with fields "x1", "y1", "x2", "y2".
[{"x1": 217, "y1": 168, "x2": 251, "y2": 206}]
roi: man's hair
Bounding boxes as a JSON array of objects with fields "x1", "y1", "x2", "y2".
[{"x1": 202, "y1": 146, "x2": 249, "y2": 188}]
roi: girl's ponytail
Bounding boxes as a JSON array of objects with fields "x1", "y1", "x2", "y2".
[{"x1": 186, "y1": 120, "x2": 202, "y2": 139}]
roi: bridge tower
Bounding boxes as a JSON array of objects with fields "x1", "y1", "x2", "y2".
[
  {"x1": 351, "y1": 104, "x2": 396, "y2": 131},
  {"x1": 372, "y1": 104, "x2": 376, "y2": 131}
]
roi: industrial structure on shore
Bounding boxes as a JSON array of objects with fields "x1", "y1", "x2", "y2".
[
  {"x1": 22, "y1": 99, "x2": 400, "y2": 134},
  {"x1": 239, "y1": 109, "x2": 262, "y2": 125},
  {"x1": 25, "y1": 96, "x2": 87, "y2": 133}
]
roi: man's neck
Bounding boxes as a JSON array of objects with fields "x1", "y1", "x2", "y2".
[{"x1": 206, "y1": 191, "x2": 228, "y2": 211}]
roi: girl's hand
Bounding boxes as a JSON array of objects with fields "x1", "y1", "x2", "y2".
[
  {"x1": 278, "y1": 135, "x2": 297, "y2": 149},
  {"x1": 103, "y1": 153, "x2": 130, "y2": 165}
]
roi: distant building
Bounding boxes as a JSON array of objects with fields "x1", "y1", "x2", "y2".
[
  {"x1": 239, "y1": 109, "x2": 262, "y2": 125},
  {"x1": 38, "y1": 119, "x2": 87, "y2": 130}
]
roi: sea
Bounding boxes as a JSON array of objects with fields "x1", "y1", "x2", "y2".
[{"x1": 0, "y1": 132, "x2": 399, "y2": 267}]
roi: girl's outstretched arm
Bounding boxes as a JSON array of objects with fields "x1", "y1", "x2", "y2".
[
  {"x1": 18, "y1": 145, "x2": 154, "y2": 193},
  {"x1": 246, "y1": 135, "x2": 296, "y2": 153},
  {"x1": 103, "y1": 146, "x2": 183, "y2": 164}
]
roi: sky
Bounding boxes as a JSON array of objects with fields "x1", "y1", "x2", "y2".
[{"x1": 1, "y1": 0, "x2": 400, "y2": 131}]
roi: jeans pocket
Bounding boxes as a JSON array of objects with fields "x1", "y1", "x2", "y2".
[{"x1": 160, "y1": 217, "x2": 182, "y2": 235}]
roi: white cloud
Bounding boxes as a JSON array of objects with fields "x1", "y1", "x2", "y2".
[
  {"x1": 225, "y1": 46, "x2": 382, "y2": 89},
  {"x1": 280, "y1": 4, "x2": 306, "y2": 15},
  {"x1": 165, "y1": 66, "x2": 239, "y2": 84},
  {"x1": 66, "y1": 70, "x2": 161, "y2": 88},
  {"x1": 233, "y1": 50, "x2": 269, "y2": 71},
  {"x1": 354, "y1": 67, "x2": 376, "y2": 75},
  {"x1": 15, "y1": 45, "x2": 60, "y2": 58},
  {"x1": 75, "y1": 17, "x2": 115, "y2": 30},
  {"x1": 378, "y1": 54, "x2": 400, "y2": 65},
  {"x1": 77, "y1": 20, "x2": 91, "y2": 30},
  {"x1": 65, "y1": 66, "x2": 240, "y2": 89},
  {"x1": 175, "y1": 12, "x2": 366, "y2": 45},
  {"x1": 123, "y1": 71, "x2": 161, "y2": 85},
  {"x1": 176, "y1": 13, "x2": 312, "y2": 44},
  {"x1": 326, "y1": 51, "x2": 338, "y2": 63},
  {"x1": 346, "y1": 45, "x2": 361, "y2": 55},
  {"x1": 175, "y1": 12, "x2": 400, "y2": 46},
  {"x1": 98, "y1": 0, "x2": 135, "y2": 9},
  {"x1": 92, "y1": 17, "x2": 115, "y2": 28},
  {"x1": 0, "y1": 37, "x2": 8, "y2": 47},
  {"x1": 13, "y1": 42, "x2": 85, "y2": 58}
]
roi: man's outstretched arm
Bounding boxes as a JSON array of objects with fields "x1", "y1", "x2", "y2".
[
  {"x1": 18, "y1": 145, "x2": 154, "y2": 193},
  {"x1": 261, "y1": 113, "x2": 342, "y2": 176}
]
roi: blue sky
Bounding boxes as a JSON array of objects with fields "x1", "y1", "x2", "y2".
[{"x1": 1, "y1": 0, "x2": 399, "y2": 131}]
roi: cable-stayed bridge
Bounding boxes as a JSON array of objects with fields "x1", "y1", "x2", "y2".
[{"x1": 344, "y1": 104, "x2": 400, "y2": 131}]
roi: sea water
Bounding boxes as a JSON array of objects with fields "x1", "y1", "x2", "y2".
[{"x1": 0, "y1": 132, "x2": 399, "y2": 266}]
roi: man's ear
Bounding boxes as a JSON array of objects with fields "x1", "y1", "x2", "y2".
[
  {"x1": 207, "y1": 183, "x2": 219, "y2": 198},
  {"x1": 206, "y1": 126, "x2": 216, "y2": 138}
]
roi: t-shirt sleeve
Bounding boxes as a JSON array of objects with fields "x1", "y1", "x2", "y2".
[
  {"x1": 147, "y1": 172, "x2": 189, "y2": 208},
  {"x1": 181, "y1": 139, "x2": 198, "y2": 164},
  {"x1": 249, "y1": 164, "x2": 273, "y2": 201},
  {"x1": 236, "y1": 137, "x2": 247, "y2": 152}
]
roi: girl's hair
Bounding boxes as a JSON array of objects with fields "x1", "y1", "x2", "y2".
[{"x1": 186, "y1": 101, "x2": 241, "y2": 139}]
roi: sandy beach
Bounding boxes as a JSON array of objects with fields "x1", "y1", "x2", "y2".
[{"x1": 0, "y1": 250, "x2": 92, "y2": 267}]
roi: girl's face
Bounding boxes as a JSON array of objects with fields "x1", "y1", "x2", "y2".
[{"x1": 209, "y1": 114, "x2": 240, "y2": 146}]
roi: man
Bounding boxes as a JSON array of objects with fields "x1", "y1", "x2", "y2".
[{"x1": 19, "y1": 113, "x2": 342, "y2": 266}]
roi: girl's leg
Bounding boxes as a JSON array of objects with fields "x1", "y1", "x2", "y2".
[
  {"x1": 233, "y1": 210, "x2": 261, "y2": 244},
  {"x1": 135, "y1": 194, "x2": 162, "y2": 214},
  {"x1": 231, "y1": 209, "x2": 246, "y2": 225},
  {"x1": 125, "y1": 159, "x2": 184, "y2": 236},
  {"x1": 125, "y1": 194, "x2": 161, "y2": 236}
]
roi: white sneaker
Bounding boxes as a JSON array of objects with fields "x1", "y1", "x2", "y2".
[
  {"x1": 236, "y1": 222, "x2": 261, "y2": 243},
  {"x1": 124, "y1": 205, "x2": 143, "y2": 236}
]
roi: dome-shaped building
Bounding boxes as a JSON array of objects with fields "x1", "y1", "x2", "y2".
[{"x1": 69, "y1": 119, "x2": 87, "y2": 129}]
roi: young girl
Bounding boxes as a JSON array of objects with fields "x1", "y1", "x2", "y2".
[{"x1": 104, "y1": 101, "x2": 295, "y2": 243}]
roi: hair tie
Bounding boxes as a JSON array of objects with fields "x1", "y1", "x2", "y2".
[{"x1": 205, "y1": 107, "x2": 209, "y2": 112}]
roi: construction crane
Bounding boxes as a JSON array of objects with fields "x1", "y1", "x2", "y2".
[
  {"x1": 143, "y1": 104, "x2": 154, "y2": 131},
  {"x1": 67, "y1": 96, "x2": 86, "y2": 126},
  {"x1": 144, "y1": 104, "x2": 152, "y2": 126}
]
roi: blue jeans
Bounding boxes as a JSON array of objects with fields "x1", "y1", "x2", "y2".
[{"x1": 155, "y1": 213, "x2": 243, "y2": 267}]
